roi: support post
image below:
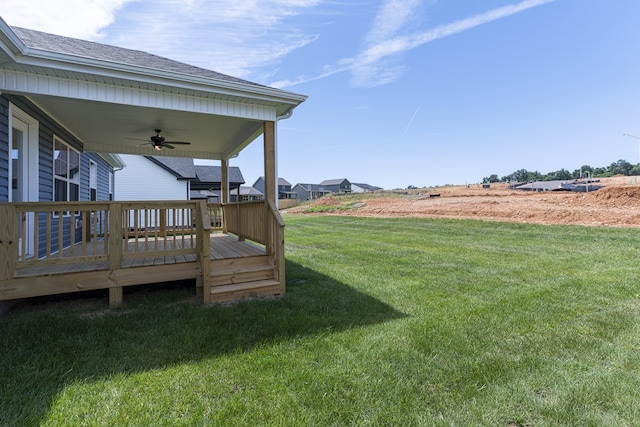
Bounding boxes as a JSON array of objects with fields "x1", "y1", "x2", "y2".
[
  {"x1": 264, "y1": 121, "x2": 276, "y2": 247},
  {"x1": 263, "y1": 121, "x2": 276, "y2": 206},
  {"x1": 221, "y1": 158, "x2": 229, "y2": 234},
  {"x1": 197, "y1": 200, "x2": 212, "y2": 304},
  {"x1": 108, "y1": 203, "x2": 123, "y2": 307},
  {"x1": 0, "y1": 204, "x2": 17, "y2": 283}
]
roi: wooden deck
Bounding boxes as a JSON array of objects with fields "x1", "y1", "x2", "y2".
[
  {"x1": 15, "y1": 233, "x2": 265, "y2": 277},
  {"x1": 1, "y1": 200, "x2": 285, "y2": 305}
]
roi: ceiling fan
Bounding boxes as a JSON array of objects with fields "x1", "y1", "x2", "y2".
[{"x1": 137, "y1": 129, "x2": 191, "y2": 150}]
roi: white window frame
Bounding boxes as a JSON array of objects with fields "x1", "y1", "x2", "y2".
[
  {"x1": 53, "y1": 136, "x2": 81, "y2": 216},
  {"x1": 89, "y1": 159, "x2": 98, "y2": 201}
]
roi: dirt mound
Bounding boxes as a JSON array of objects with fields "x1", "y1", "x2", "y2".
[
  {"x1": 291, "y1": 177, "x2": 640, "y2": 228},
  {"x1": 584, "y1": 185, "x2": 640, "y2": 206}
]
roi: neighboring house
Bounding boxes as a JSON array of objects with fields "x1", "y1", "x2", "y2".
[
  {"x1": 190, "y1": 190, "x2": 220, "y2": 203},
  {"x1": 320, "y1": 178, "x2": 352, "y2": 194},
  {"x1": 0, "y1": 18, "x2": 306, "y2": 306},
  {"x1": 231, "y1": 186, "x2": 264, "y2": 202},
  {"x1": 253, "y1": 177, "x2": 296, "y2": 199},
  {"x1": 352, "y1": 183, "x2": 383, "y2": 193},
  {"x1": 292, "y1": 183, "x2": 332, "y2": 201},
  {"x1": 115, "y1": 155, "x2": 244, "y2": 201},
  {"x1": 192, "y1": 164, "x2": 244, "y2": 194}
]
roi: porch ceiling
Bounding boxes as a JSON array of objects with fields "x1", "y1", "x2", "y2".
[{"x1": 27, "y1": 94, "x2": 265, "y2": 160}]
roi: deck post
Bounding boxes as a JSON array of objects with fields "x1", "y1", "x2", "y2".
[
  {"x1": 108, "y1": 203, "x2": 124, "y2": 307},
  {"x1": 263, "y1": 120, "x2": 286, "y2": 293},
  {"x1": 221, "y1": 158, "x2": 229, "y2": 233},
  {"x1": 264, "y1": 121, "x2": 276, "y2": 245},
  {"x1": 0, "y1": 204, "x2": 17, "y2": 282},
  {"x1": 197, "y1": 200, "x2": 212, "y2": 304}
]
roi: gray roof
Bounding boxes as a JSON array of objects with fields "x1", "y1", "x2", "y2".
[
  {"x1": 352, "y1": 183, "x2": 383, "y2": 191},
  {"x1": 294, "y1": 183, "x2": 331, "y2": 192},
  {"x1": 194, "y1": 165, "x2": 244, "y2": 184},
  {"x1": 232, "y1": 186, "x2": 264, "y2": 196},
  {"x1": 146, "y1": 156, "x2": 196, "y2": 179},
  {"x1": 190, "y1": 190, "x2": 219, "y2": 199},
  {"x1": 146, "y1": 156, "x2": 243, "y2": 184},
  {"x1": 254, "y1": 177, "x2": 292, "y2": 186},
  {"x1": 514, "y1": 180, "x2": 571, "y2": 191},
  {"x1": 11, "y1": 26, "x2": 265, "y2": 88},
  {"x1": 320, "y1": 178, "x2": 350, "y2": 186}
]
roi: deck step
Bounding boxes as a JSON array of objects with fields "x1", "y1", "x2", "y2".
[
  {"x1": 210, "y1": 279, "x2": 281, "y2": 303},
  {"x1": 211, "y1": 254, "x2": 274, "y2": 286},
  {"x1": 211, "y1": 263, "x2": 275, "y2": 286},
  {"x1": 211, "y1": 254, "x2": 270, "y2": 270}
]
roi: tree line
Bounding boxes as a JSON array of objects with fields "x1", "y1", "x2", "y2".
[{"x1": 482, "y1": 159, "x2": 640, "y2": 184}]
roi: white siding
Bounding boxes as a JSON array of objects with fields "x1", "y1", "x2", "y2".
[{"x1": 114, "y1": 154, "x2": 187, "y2": 201}]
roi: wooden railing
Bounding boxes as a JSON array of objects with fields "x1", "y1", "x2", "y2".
[
  {"x1": 278, "y1": 199, "x2": 299, "y2": 210},
  {"x1": 0, "y1": 200, "x2": 211, "y2": 305},
  {"x1": 0, "y1": 198, "x2": 287, "y2": 304},
  {"x1": 267, "y1": 200, "x2": 286, "y2": 292},
  {"x1": 223, "y1": 201, "x2": 266, "y2": 243}
]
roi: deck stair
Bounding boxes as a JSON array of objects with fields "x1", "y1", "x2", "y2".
[{"x1": 210, "y1": 254, "x2": 280, "y2": 302}]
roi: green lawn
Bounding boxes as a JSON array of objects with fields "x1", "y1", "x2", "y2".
[{"x1": 2, "y1": 216, "x2": 640, "y2": 426}]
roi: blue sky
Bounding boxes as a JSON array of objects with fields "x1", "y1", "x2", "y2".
[{"x1": 2, "y1": 0, "x2": 640, "y2": 189}]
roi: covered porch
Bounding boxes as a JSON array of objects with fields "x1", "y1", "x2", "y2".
[{"x1": 0, "y1": 20, "x2": 305, "y2": 305}]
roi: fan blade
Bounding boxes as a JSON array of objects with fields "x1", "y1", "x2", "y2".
[
  {"x1": 136, "y1": 142, "x2": 153, "y2": 147},
  {"x1": 164, "y1": 141, "x2": 191, "y2": 145},
  {"x1": 163, "y1": 144, "x2": 176, "y2": 149}
]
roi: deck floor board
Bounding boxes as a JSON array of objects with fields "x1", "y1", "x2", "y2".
[{"x1": 16, "y1": 233, "x2": 266, "y2": 277}]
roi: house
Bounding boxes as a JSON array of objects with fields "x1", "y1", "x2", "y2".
[
  {"x1": 0, "y1": 18, "x2": 306, "y2": 306},
  {"x1": 231, "y1": 186, "x2": 264, "y2": 202},
  {"x1": 253, "y1": 177, "x2": 296, "y2": 199},
  {"x1": 352, "y1": 183, "x2": 383, "y2": 193},
  {"x1": 320, "y1": 178, "x2": 352, "y2": 194},
  {"x1": 192, "y1": 164, "x2": 244, "y2": 194},
  {"x1": 292, "y1": 183, "x2": 332, "y2": 201},
  {"x1": 115, "y1": 155, "x2": 244, "y2": 201}
]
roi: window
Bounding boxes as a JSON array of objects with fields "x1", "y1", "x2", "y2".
[
  {"x1": 89, "y1": 160, "x2": 98, "y2": 201},
  {"x1": 108, "y1": 171, "x2": 113, "y2": 201},
  {"x1": 54, "y1": 137, "x2": 80, "y2": 211}
]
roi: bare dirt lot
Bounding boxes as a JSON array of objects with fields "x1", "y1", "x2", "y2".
[{"x1": 295, "y1": 176, "x2": 640, "y2": 228}]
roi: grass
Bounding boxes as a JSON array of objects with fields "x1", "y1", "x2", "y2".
[{"x1": 2, "y1": 216, "x2": 640, "y2": 425}]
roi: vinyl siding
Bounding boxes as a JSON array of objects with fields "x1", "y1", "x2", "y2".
[
  {"x1": 115, "y1": 154, "x2": 188, "y2": 200},
  {"x1": 0, "y1": 96, "x2": 8, "y2": 201}
]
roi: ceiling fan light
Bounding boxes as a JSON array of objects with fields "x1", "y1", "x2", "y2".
[{"x1": 154, "y1": 145, "x2": 162, "y2": 151}]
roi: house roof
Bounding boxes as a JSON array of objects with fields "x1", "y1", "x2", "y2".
[
  {"x1": 514, "y1": 180, "x2": 570, "y2": 191},
  {"x1": 193, "y1": 165, "x2": 244, "y2": 184},
  {"x1": 294, "y1": 183, "x2": 331, "y2": 192},
  {"x1": 320, "y1": 179, "x2": 350, "y2": 186},
  {"x1": 232, "y1": 186, "x2": 264, "y2": 196},
  {"x1": 352, "y1": 183, "x2": 383, "y2": 191},
  {"x1": 146, "y1": 156, "x2": 196, "y2": 179},
  {"x1": 0, "y1": 17, "x2": 307, "y2": 161},
  {"x1": 10, "y1": 26, "x2": 262, "y2": 88},
  {"x1": 254, "y1": 177, "x2": 292, "y2": 186},
  {"x1": 190, "y1": 190, "x2": 219, "y2": 199},
  {"x1": 145, "y1": 156, "x2": 244, "y2": 184}
]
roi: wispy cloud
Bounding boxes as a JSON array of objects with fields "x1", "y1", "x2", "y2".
[
  {"x1": 0, "y1": 0, "x2": 322, "y2": 79},
  {"x1": 272, "y1": 0, "x2": 555, "y2": 88},
  {"x1": 100, "y1": 0, "x2": 324, "y2": 79},
  {"x1": 0, "y1": 0, "x2": 133, "y2": 39}
]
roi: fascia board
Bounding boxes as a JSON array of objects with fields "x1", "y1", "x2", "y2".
[
  {"x1": 0, "y1": 18, "x2": 26, "y2": 59},
  {"x1": 97, "y1": 153, "x2": 125, "y2": 170},
  {"x1": 13, "y1": 46, "x2": 307, "y2": 108}
]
